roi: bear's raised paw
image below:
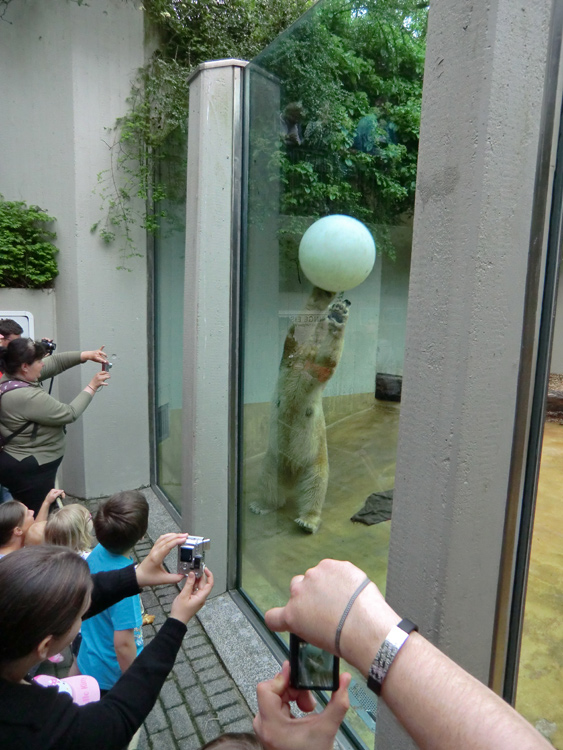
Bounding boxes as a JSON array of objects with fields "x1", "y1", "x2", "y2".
[{"x1": 327, "y1": 299, "x2": 351, "y2": 327}]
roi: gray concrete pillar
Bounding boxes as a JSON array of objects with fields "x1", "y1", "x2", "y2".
[
  {"x1": 181, "y1": 60, "x2": 247, "y2": 595},
  {"x1": 378, "y1": 0, "x2": 557, "y2": 747}
]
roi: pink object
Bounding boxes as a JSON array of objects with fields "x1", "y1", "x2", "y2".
[
  {"x1": 48, "y1": 653, "x2": 65, "y2": 664},
  {"x1": 33, "y1": 674, "x2": 101, "y2": 705}
]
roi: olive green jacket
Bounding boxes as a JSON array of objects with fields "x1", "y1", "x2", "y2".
[{"x1": 0, "y1": 351, "x2": 93, "y2": 465}]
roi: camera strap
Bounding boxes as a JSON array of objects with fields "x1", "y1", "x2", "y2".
[{"x1": 0, "y1": 380, "x2": 35, "y2": 449}]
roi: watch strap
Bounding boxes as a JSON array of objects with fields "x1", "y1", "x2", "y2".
[{"x1": 367, "y1": 618, "x2": 418, "y2": 696}]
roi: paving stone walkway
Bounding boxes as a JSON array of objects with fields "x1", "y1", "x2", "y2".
[{"x1": 47, "y1": 497, "x2": 254, "y2": 750}]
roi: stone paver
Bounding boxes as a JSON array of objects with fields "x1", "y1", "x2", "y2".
[{"x1": 47, "y1": 495, "x2": 255, "y2": 749}]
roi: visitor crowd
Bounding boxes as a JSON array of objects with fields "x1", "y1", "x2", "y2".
[{"x1": 0, "y1": 319, "x2": 551, "y2": 750}]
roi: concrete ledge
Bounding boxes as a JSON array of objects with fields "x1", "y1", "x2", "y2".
[{"x1": 198, "y1": 595, "x2": 280, "y2": 714}]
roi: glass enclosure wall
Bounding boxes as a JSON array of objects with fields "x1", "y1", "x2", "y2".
[
  {"x1": 515, "y1": 266, "x2": 563, "y2": 748},
  {"x1": 239, "y1": 2, "x2": 427, "y2": 745},
  {"x1": 152, "y1": 132, "x2": 188, "y2": 513}
]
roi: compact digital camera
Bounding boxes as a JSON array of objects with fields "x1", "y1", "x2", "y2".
[
  {"x1": 101, "y1": 361, "x2": 113, "y2": 372},
  {"x1": 177, "y1": 535, "x2": 210, "y2": 578},
  {"x1": 41, "y1": 338, "x2": 56, "y2": 355}
]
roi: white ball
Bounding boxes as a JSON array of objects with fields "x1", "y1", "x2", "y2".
[{"x1": 298, "y1": 215, "x2": 376, "y2": 292}]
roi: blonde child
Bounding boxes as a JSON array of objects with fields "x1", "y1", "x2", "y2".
[
  {"x1": 45, "y1": 503, "x2": 93, "y2": 558},
  {"x1": 42, "y1": 503, "x2": 93, "y2": 665}
]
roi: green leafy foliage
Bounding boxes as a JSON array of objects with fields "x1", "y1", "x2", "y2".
[
  {"x1": 0, "y1": 196, "x2": 59, "y2": 288},
  {"x1": 92, "y1": 56, "x2": 188, "y2": 266},
  {"x1": 251, "y1": 0, "x2": 428, "y2": 260},
  {"x1": 96, "y1": 0, "x2": 427, "y2": 266},
  {"x1": 94, "y1": 0, "x2": 317, "y2": 261}
]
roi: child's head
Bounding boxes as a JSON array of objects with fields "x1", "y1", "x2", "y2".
[
  {"x1": 0, "y1": 500, "x2": 34, "y2": 547},
  {"x1": 0, "y1": 546, "x2": 92, "y2": 665},
  {"x1": 201, "y1": 734, "x2": 263, "y2": 750},
  {"x1": 94, "y1": 490, "x2": 149, "y2": 555},
  {"x1": 45, "y1": 504, "x2": 93, "y2": 553}
]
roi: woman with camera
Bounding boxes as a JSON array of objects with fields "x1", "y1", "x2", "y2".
[
  {"x1": 0, "y1": 533, "x2": 213, "y2": 750},
  {"x1": 0, "y1": 338, "x2": 109, "y2": 513}
]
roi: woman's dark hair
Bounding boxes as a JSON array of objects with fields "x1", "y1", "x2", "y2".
[
  {"x1": 94, "y1": 490, "x2": 149, "y2": 555},
  {"x1": 201, "y1": 734, "x2": 263, "y2": 750},
  {"x1": 0, "y1": 501, "x2": 26, "y2": 547},
  {"x1": 0, "y1": 545, "x2": 92, "y2": 663},
  {"x1": 0, "y1": 337, "x2": 45, "y2": 376}
]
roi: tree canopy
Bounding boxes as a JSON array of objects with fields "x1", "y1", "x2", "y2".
[
  {"x1": 93, "y1": 0, "x2": 427, "y2": 261},
  {"x1": 253, "y1": 0, "x2": 428, "y2": 240}
]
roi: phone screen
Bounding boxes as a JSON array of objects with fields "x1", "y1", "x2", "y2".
[{"x1": 289, "y1": 633, "x2": 340, "y2": 691}]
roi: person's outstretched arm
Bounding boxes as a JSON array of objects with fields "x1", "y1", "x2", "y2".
[
  {"x1": 85, "y1": 533, "x2": 188, "y2": 619},
  {"x1": 34, "y1": 488, "x2": 65, "y2": 523},
  {"x1": 40, "y1": 569, "x2": 214, "y2": 750},
  {"x1": 265, "y1": 559, "x2": 551, "y2": 750}
]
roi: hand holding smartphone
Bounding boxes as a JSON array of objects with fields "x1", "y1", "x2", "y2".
[{"x1": 289, "y1": 633, "x2": 340, "y2": 691}]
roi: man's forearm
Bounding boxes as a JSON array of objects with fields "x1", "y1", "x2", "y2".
[
  {"x1": 382, "y1": 634, "x2": 550, "y2": 750},
  {"x1": 342, "y1": 624, "x2": 550, "y2": 750}
]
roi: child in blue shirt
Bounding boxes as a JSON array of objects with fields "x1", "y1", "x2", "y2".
[{"x1": 77, "y1": 490, "x2": 148, "y2": 691}]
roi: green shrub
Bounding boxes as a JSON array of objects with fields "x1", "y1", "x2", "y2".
[{"x1": 0, "y1": 196, "x2": 59, "y2": 288}]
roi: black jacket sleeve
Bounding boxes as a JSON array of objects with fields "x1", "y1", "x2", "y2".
[
  {"x1": 84, "y1": 565, "x2": 140, "y2": 620},
  {"x1": 41, "y1": 618, "x2": 187, "y2": 750}
]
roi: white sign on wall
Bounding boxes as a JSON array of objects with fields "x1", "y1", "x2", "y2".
[{"x1": 0, "y1": 310, "x2": 35, "y2": 339}]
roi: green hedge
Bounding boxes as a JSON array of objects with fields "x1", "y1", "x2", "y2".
[{"x1": 0, "y1": 196, "x2": 59, "y2": 288}]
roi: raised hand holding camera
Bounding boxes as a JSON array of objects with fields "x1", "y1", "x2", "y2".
[
  {"x1": 254, "y1": 660, "x2": 351, "y2": 750},
  {"x1": 41, "y1": 338, "x2": 56, "y2": 355},
  {"x1": 290, "y1": 634, "x2": 339, "y2": 692},
  {"x1": 85, "y1": 370, "x2": 110, "y2": 395},
  {"x1": 80, "y1": 345, "x2": 108, "y2": 364},
  {"x1": 170, "y1": 567, "x2": 214, "y2": 625},
  {"x1": 177, "y1": 535, "x2": 210, "y2": 579}
]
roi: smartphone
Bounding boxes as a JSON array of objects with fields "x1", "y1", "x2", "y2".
[{"x1": 289, "y1": 633, "x2": 340, "y2": 691}]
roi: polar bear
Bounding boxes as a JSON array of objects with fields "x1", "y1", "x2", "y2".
[{"x1": 250, "y1": 287, "x2": 350, "y2": 533}]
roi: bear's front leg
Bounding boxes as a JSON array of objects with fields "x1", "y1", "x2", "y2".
[
  {"x1": 308, "y1": 298, "x2": 350, "y2": 375},
  {"x1": 294, "y1": 454, "x2": 329, "y2": 534},
  {"x1": 250, "y1": 452, "x2": 287, "y2": 515}
]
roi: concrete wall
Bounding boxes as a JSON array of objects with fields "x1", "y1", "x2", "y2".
[
  {"x1": 381, "y1": 1, "x2": 555, "y2": 747},
  {"x1": 0, "y1": 0, "x2": 150, "y2": 497}
]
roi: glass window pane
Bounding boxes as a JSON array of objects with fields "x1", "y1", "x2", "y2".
[
  {"x1": 239, "y1": 2, "x2": 427, "y2": 745},
  {"x1": 153, "y1": 132, "x2": 187, "y2": 512},
  {"x1": 515, "y1": 384, "x2": 563, "y2": 747}
]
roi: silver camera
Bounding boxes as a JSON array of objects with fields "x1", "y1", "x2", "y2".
[{"x1": 177, "y1": 535, "x2": 210, "y2": 578}]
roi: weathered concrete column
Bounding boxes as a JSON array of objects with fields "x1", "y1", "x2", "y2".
[
  {"x1": 182, "y1": 60, "x2": 246, "y2": 595},
  {"x1": 379, "y1": 1, "x2": 556, "y2": 747}
]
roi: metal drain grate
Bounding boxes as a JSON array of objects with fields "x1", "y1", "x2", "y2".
[{"x1": 348, "y1": 678, "x2": 378, "y2": 733}]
